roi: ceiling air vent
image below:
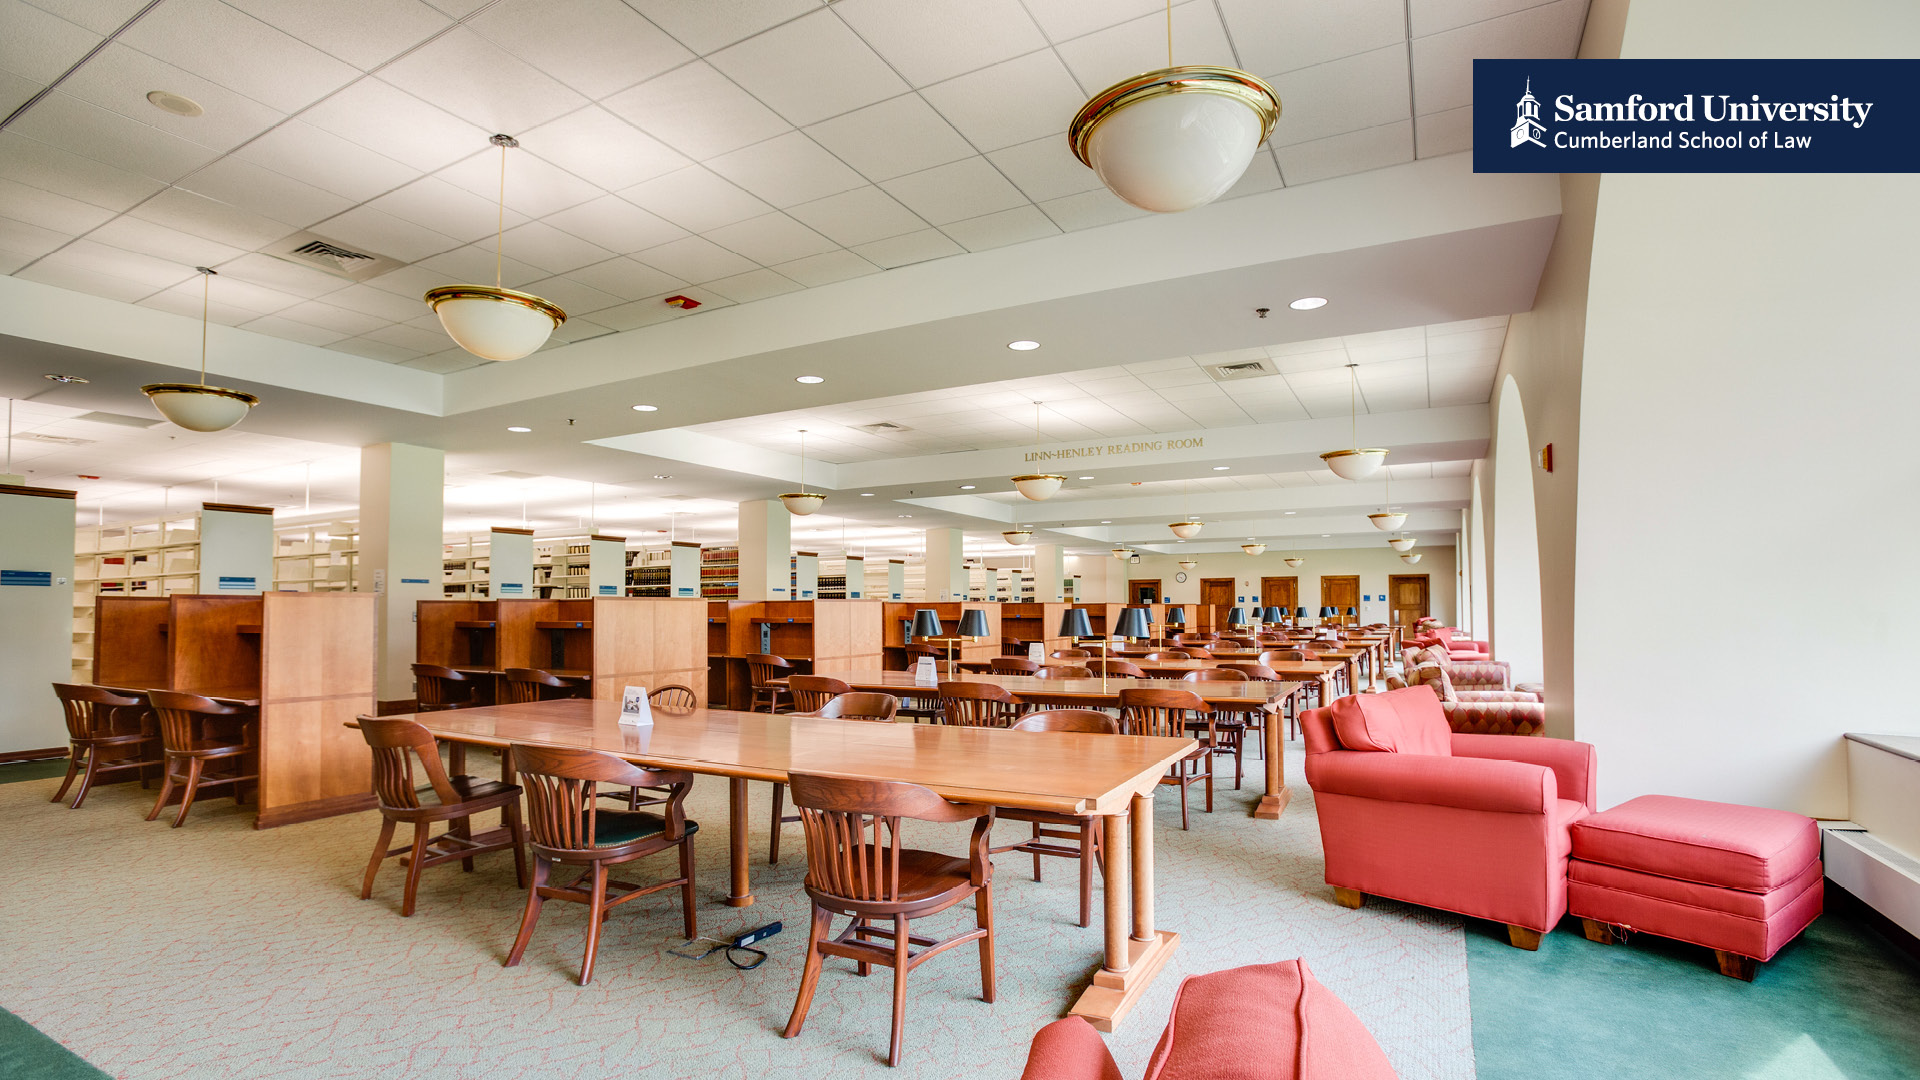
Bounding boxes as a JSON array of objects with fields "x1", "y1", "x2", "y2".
[
  {"x1": 492, "y1": 470, "x2": 540, "y2": 479},
  {"x1": 267, "y1": 231, "x2": 405, "y2": 281},
  {"x1": 860, "y1": 421, "x2": 913, "y2": 433},
  {"x1": 1203, "y1": 358, "x2": 1279, "y2": 383},
  {"x1": 74, "y1": 410, "x2": 165, "y2": 429}
]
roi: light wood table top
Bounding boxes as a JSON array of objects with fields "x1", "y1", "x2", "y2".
[{"x1": 824, "y1": 669, "x2": 1295, "y2": 712}]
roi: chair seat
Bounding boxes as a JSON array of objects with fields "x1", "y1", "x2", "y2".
[
  {"x1": 594, "y1": 810, "x2": 701, "y2": 847},
  {"x1": 412, "y1": 775, "x2": 521, "y2": 810},
  {"x1": 813, "y1": 847, "x2": 972, "y2": 905},
  {"x1": 76, "y1": 731, "x2": 152, "y2": 747},
  {"x1": 174, "y1": 738, "x2": 251, "y2": 756}
]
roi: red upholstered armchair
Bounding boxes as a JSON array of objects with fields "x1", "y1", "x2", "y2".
[
  {"x1": 1388, "y1": 662, "x2": 1546, "y2": 736},
  {"x1": 1019, "y1": 959, "x2": 1397, "y2": 1080},
  {"x1": 1303, "y1": 686, "x2": 1596, "y2": 949},
  {"x1": 1405, "y1": 646, "x2": 1512, "y2": 692}
]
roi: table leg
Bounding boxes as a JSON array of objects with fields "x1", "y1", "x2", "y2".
[
  {"x1": 1254, "y1": 703, "x2": 1290, "y2": 820},
  {"x1": 724, "y1": 777, "x2": 754, "y2": 907},
  {"x1": 1070, "y1": 791, "x2": 1179, "y2": 1032}
]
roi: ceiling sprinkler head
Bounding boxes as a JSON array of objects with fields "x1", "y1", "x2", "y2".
[{"x1": 1255, "y1": 307, "x2": 1270, "y2": 318}]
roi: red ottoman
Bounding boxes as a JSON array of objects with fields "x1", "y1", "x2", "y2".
[{"x1": 1568, "y1": 795, "x2": 1822, "y2": 980}]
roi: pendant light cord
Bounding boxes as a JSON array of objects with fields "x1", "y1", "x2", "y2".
[
  {"x1": 198, "y1": 267, "x2": 215, "y2": 386},
  {"x1": 1166, "y1": 0, "x2": 1173, "y2": 67},
  {"x1": 798, "y1": 429, "x2": 807, "y2": 493},
  {"x1": 495, "y1": 140, "x2": 507, "y2": 289}
]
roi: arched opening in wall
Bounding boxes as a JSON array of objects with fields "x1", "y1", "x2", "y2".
[
  {"x1": 1469, "y1": 470, "x2": 1489, "y2": 639},
  {"x1": 1492, "y1": 375, "x2": 1545, "y2": 686}
]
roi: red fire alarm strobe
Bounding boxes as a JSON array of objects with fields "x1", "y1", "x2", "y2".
[{"x1": 663, "y1": 295, "x2": 701, "y2": 310}]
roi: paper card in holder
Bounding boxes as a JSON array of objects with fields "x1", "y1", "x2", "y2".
[
  {"x1": 913, "y1": 656, "x2": 938, "y2": 686},
  {"x1": 620, "y1": 686, "x2": 654, "y2": 726}
]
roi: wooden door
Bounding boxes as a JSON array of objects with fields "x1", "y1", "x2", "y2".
[
  {"x1": 1130, "y1": 579, "x2": 1160, "y2": 604},
  {"x1": 1200, "y1": 577, "x2": 1235, "y2": 614},
  {"x1": 1259, "y1": 576, "x2": 1298, "y2": 614},
  {"x1": 1388, "y1": 574, "x2": 1430, "y2": 627},
  {"x1": 1319, "y1": 575, "x2": 1360, "y2": 624}
]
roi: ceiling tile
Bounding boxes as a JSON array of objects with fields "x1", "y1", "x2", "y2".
[
  {"x1": 301, "y1": 78, "x2": 493, "y2": 174},
  {"x1": 321, "y1": 282, "x2": 426, "y2": 321},
  {"x1": 0, "y1": 176, "x2": 117, "y2": 234},
  {"x1": 313, "y1": 205, "x2": 458, "y2": 263},
  {"x1": 850, "y1": 228, "x2": 962, "y2": 268},
  {"x1": 378, "y1": 26, "x2": 589, "y2": 134},
  {"x1": 403, "y1": 348, "x2": 487, "y2": 374},
  {"x1": 1220, "y1": 150, "x2": 1283, "y2": 200},
  {"x1": 626, "y1": 0, "x2": 824, "y2": 55},
  {"x1": 53, "y1": 42, "x2": 285, "y2": 153},
  {"x1": 593, "y1": 285, "x2": 732, "y2": 330},
  {"x1": 362, "y1": 321, "x2": 454, "y2": 353},
  {"x1": 1036, "y1": 187, "x2": 1150, "y2": 231},
  {"x1": 238, "y1": 312, "x2": 348, "y2": 346},
  {"x1": 1428, "y1": 326, "x2": 1506, "y2": 354},
  {"x1": 708, "y1": 131, "x2": 867, "y2": 208},
  {"x1": 1415, "y1": 106, "x2": 1472, "y2": 157},
  {"x1": 275, "y1": 298, "x2": 387, "y2": 336},
  {"x1": 541, "y1": 195, "x2": 686, "y2": 255},
  {"x1": 117, "y1": 0, "x2": 360, "y2": 113},
  {"x1": 234, "y1": 119, "x2": 420, "y2": 203},
  {"x1": 0, "y1": 214, "x2": 72, "y2": 263},
  {"x1": 1410, "y1": 0, "x2": 1586, "y2": 115},
  {"x1": 129, "y1": 187, "x2": 300, "y2": 249},
  {"x1": 804, "y1": 94, "x2": 975, "y2": 183},
  {"x1": 833, "y1": 0, "x2": 1047, "y2": 87},
  {"x1": 785, "y1": 185, "x2": 926, "y2": 247},
  {"x1": 880, "y1": 157, "x2": 1026, "y2": 225},
  {"x1": 365, "y1": 176, "x2": 529, "y2": 244},
  {"x1": 566, "y1": 256, "x2": 686, "y2": 301},
  {"x1": 1056, "y1": 2, "x2": 1235, "y2": 93},
  {"x1": 633, "y1": 234, "x2": 758, "y2": 283},
  {"x1": 19, "y1": 0, "x2": 147, "y2": 35},
  {"x1": 87, "y1": 215, "x2": 246, "y2": 268},
  {"x1": 773, "y1": 249, "x2": 880, "y2": 287},
  {"x1": 358, "y1": 263, "x2": 448, "y2": 299},
  {"x1": 38, "y1": 238, "x2": 197, "y2": 289},
  {"x1": 1269, "y1": 45, "x2": 1411, "y2": 146},
  {"x1": 145, "y1": 271, "x2": 304, "y2": 315},
  {"x1": 0, "y1": 131, "x2": 165, "y2": 211},
  {"x1": 170, "y1": 158, "x2": 350, "y2": 231},
  {"x1": 522, "y1": 106, "x2": 688, "y2": 192},
  {"x1": 495, "y1": 220, "x2": 615, "y2": 274},
  {"x1": 704, "y1": 267, "x2": 804, "y2": 304},
  {"x1": 517, "y1": 274, "x2": 624, "y2": 314},
  {"x1": 1019, "y1": 0, "x2": 1162, "y2": 43},
  {"x1": 619, "y1": 165, "x2": 773, "y2": 233},
  {"x1": 416, "y1": 242, "x2": 545, "y2": 289},
  {"x1": 985, "y1": 134, "x2": 1103, "y2": 203},
  {"x1": 16, "y1": 260, "x2": 158, "y2": 303},
  {"x1": 436, "y1": 148, "x2": 601, "y2": 219},
  {"x1": 921, "y1": 49, "x2": 1084, "y2": 152},
  {"x1": 9, "y1": 93, "x2": 221, "y2": 183},
  {"x1": 1275, "y1": 120, "x2": 1412, "y2": 185},
  {"x1": 601, "y1": 61, "x2": 793, "y2": 161},
  {"x1": 468, "y1": 0, "x2": 692, "y2": 100},
  {"x1": 940, "y1": 205, "x2": 1059, "y2": 252},
  {"x1": 0, "y1": 0, "x2": 98, "y2": 84},
  {"x1": 707, "y1": 212, "x2": 836, "y2": 265},
  {"x1": 547, "y1": 317, "x2": 614, "y2": 345},
  {"x1": 331, "y1": 336, "x2": 422, "y2": 363},
  {"x1": 222, "y1": 0, "x2": 452, "y2": 70},
  {"x1": 1222, "y1": 0, "x2": 1405, "y2": 77},
  {"x1": 709, "y1": 9, "x2": 908, "y2": 127},
  {"x1": 0, "y1": 71, "x2": 40, "y2": 119}
]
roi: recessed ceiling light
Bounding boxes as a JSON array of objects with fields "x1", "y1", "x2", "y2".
[
  {"x1": 859, "y1": 492, "x2": 875, "y2": 497},
  {"x1": 1321, "y1": 533, "x2": 1331, "y2": 537},
  {"x1": 795, "y1": 375, "x2": 824, "y2": 384},
  {"x1": 146, "y1": 90, "x2": 204, "y2": 117},
  {"x1": 1078, "y1": 475, "x2": 1094, "y2": 480},
  {"x1": 898, "y1": 514, "x2": 913, "y2": 518},
  {"x1": 959, "y1": 484, "x2": 975, "y2": 490},
  {"x1": 1100, "y1": 520, "x2": 1112, "y2": 524},
  {"x1": 653, "y1": 474, "x2": 672, "y2": 479},
  {"x1": 1289, "y1": 296, "x2": 1328, "y2": 310},
  {"x1": 507, "y1": 426, "x2": 531, "y2": 433},
  {"x1": 1212, "y1": 465, "x2": 1229, "y2": 471},
  {"x1": 43, "y1": 373, "x2": 89, "y2": 384},
  {"x1": 1007, "y1": 340, "x2": 1040, "y2": 351},
  {"x1": 631, "y1": 404, "x2": 657, "y2": 411},
  {"x1": 1284, "y1": 511, "x2": 1296, "y2": 515}
]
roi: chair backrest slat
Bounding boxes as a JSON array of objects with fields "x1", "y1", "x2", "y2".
[
  {"x1": 788, "y1": 674, "x2": 852, "y2": 713},
  {"x1": 52, "y1": 683, "x2": 140, "y2": 741},
  {"x1": 500, "y1": 668, "x2": 566, "y2": 705},
  {"x1": 510, "y1": 742, "x2": 692, "y2": 852},
  {"x1": 1118, "y1": 687, "x2": 1208, "y2": 739},
  {"x1": 813, "y1": 692, "x2": 899, "y2": 721},
  {"x1": 1010, "y1": 709, "x2": 1118, "y2": 734},
  {"x1": 649, "y1": 684, "x2": 698, "y2": 709},
  {"x1": 147, "y1": 690, "x2": 239, "y2": 754},
  {"x1": 936, "y1": 681, "x2": 1021, "y2": 728},
  {"x1": 789, "y1": 773, "x2": 991, "y2": 903},
  {"x1": 356, "y1": 715, "x2": 458, "y2": 808}
]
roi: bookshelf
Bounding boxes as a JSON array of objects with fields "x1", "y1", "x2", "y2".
[
  {"x1": 701, "y1": 546, "x2": 739, "y2": 598},
  {"x1": 441, "y1": 533, "x2": 491, "y2": 598},
  {"x1": 533, "y1": 539, "x2": 593, "y2": 598},
  {"x1": 272, "y1": 520, "x2": 359, "y2": 592},
  {"x1": 626, "y1": 547, "x2": 672, "y2": 596}
]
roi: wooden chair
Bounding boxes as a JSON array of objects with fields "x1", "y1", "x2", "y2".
[
  {"x1": 1219, "y1": 662, "x2": 1283, "y2": 745},
  {"x1": 648, "y1": 684, "x2": 698, "y2": 710},
  {"x1": 988, "y1": 657, "x2": 1039, "y2": 674},
  {"x1": 788, "y1": 674, "x2": 852, "y2": 714},
  {"x1": 356, "y1": 716, "x2": 528, "y2": 917},
  {"x1": 1035, "y1": 665, "x2": 1092, "y2": 679},
  {"x1": 1049, "y1": 648, "x2": 1091, "y2": 660},
  {"x1": 144, "y1": 690, "x2": 258, "y2": 828},
  {"x1": 1140, "y1": 650, "x2": 1190, "y2": 661},
  {"x1": 1087, "y1": 659, "x2": 1144, "y2": 679},
  {"x1": 769, "y1": 692, "x2": 897, "y2": 865},
  {"x1": 996, "y1": 710, "x2": 1116, "y2": 926},
  {"x1": 781, "y1": 773, "x2": 996, "y2": 1067},
  {"x1": 411, "y1": 664, "x2": 477, "y2": 712},
  {"x1": 1183, "y1": 669, "x2": 1249, "y2": 788},
  {"x1": 500, "y1": 668, "x2": 574, "y2": 705},
  {"x1": 893, "y1": 646, "x2": 943, "y2": 722},
  {"x1": 936, "y1": 681, "x2": 1023, "y2": 728},
  {"x1": 49, "y1": 683, "x2": 159, "y2": 809},
  {"x1": 1118, "y1": 687, "x2": 1215, "y2": 830},
  {"x1": 745, "y1": 654, "x2": 796, "y2": 713},
  {"x1": 1261, "y1": 649, "x2": 1309, "y2": 663},
  {"x1": 504, "y1": 744, "x2": 699, "y2": 986}
]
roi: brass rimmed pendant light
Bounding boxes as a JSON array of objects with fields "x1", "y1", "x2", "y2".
[
  {"x1": 1011, "y1": 401, "x2": 1065, "y2": 501},
  {"x1": 1322, "y1": 363, "x2": 1387, "y2": 480},
  {"x1": 1067, "y1": 0, "x2": 1280, "y2": 213},
  {"x1": 142, "y1": 267, "x2": 259, "y2": 432},
  {"x1": 1241, "y1": 541, "x2": 1266, "y2": 556},
  {"x1": 779, "y1": 429, "x2": 825, "y2": 516},
  {"x1": 1284, "y1": 556, "x2": 1304, "y2": 568},
  {"x1": 1168, "y1": 478, "x2": 1203, "y2": 538},
  {"x1": 425, "y1": 135, "x2": 566, "y2": 361},
  {"x1": 1387, "y1": 536, "x2": 1416, "y2": 552},
  {"x1": 1401, "y1": 553, "x2": 1423, "y2": 564},
  {"x1": 1111, "y1": 545, "x2": 1132, "y2": 559},
  {"x1": 1369, "y1": 466, "x2": 1407, "y2": 530},
  {"x1": 1178, "y1": 557, "x2": 1197, "y2": 571},
  {"x1": 1002, "y1": 523, "x2": 1033, "y2": 544}
]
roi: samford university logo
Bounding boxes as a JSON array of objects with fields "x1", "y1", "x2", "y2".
[{"x1": 1511, "y1": 79, "x2": 1546, "y2": 147}]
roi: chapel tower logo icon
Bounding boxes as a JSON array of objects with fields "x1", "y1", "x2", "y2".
[{"x1": 1511, "y1": 78, "x2": 1545, "y2": 148}]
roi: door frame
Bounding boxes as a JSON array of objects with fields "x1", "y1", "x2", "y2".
[
  {"x1": 1319, "y1": 574, "x2": 1360, "y2": 624},
  {"x1": 1259, "y1": 576, "x2": 1298, "y2": 614},
  {"x1": 1129, "y1": 579, "x2": 1161, "y2": 604},
  {"x1": 1198, "y1": 577, "x2": 1236, "y2": 622},
  {"x1": 1387, "y1": 573, "x2": 1431, "y2": 625}
]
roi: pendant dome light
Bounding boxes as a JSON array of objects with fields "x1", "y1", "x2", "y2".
[
  {"x1": 425, "y1": 135, "x2": 566, "y2": 361},
  {"x1": 1321, "y1": 363, "x2": 1387, "y2": 480},
  {"x1": 142, "y1": 267, "x2": 259, "y2": 432},
  {"x1": 1111, "y1": 546, "x2": 1132, "y2": 559},
  {"x1": 1369, "y1": 466, "x2": 1407, "y2": 530},
  {"x1": 1240, "y1": 542, "x2": 1266, "y2": 556},
  {"x1": 1011, "y1": 401, "x2": 1066, "y2": 501},
  {"x1": 1401, "y1": 553, "x2": 1423, "y2": 564},
  {"x1": 1284, "y1": 556, "x2": 1304, "y2": 568},
  {"x1": 1002, "y1": 526, "x2": 1033, "y2": 545},
  {"x1": 1178, "y1": 558, "x2": 1198, "y2": 571},
  {"x1": 779, "y1": 429, "x2": 825, "y2": 516},
  {"x1": 1387, "y1": 536, "x2": 1416, "y2": 552},
  {"x1": 1067, "y1": 0, "x2": 1280, "y2": 213},
  {"x1": 1168, "y1": 477, "x2": 1204, "y2": 538}
]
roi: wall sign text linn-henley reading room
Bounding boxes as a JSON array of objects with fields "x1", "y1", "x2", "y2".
[{"x1": 1023, "y1": 437, "x2": 1205, "y2": 463}]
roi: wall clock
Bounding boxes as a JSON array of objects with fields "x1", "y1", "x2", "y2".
[{"x1": 1174, "y1": 572, "x2": 1188, "y2": 583}]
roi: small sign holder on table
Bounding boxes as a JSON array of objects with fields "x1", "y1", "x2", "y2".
[{"x1": 619, "y1": 685, "x2": 654, "y2": 726}]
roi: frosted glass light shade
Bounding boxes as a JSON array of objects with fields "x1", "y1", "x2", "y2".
[
  {"x1": 1369, "y1": 511, "x2": 1408, "y2": 530},
  {"x1": 1011, "y1": 474, "x2": 1065, "y2": 501},
  {"x1": 1387, "y1": 537, "x2": 1416, "y2": 552},
  {"x1": 1322, "y1": 448, "x2": 1387, "y2": 480},
  {"x1": 1240, "y1": 543, "x2": 1266, "y2": 556},
  {"x1": 1001, "y1": 528, "x2": 1033, "y2": 544},
  {"x1": 1177, "y1": 559, "x2": 1197, "y2": 571},
  {"x1": 425, "y1": 286, "x2": 566, "y2": 362},
  {"x1": 1070, "y1": 67, "x2": 1280, "y2": 214},
  {"x1": 1401, "y1": 553, "x2": 1423, "y2": 564},
  {"x1": 141, "y1": 383, "x2": 258, "y2": 432},
  {"x1": 1111, "y1": 547, "x2": 1132, "y2": 559},
  {"x1": 1168, "y1": 520, "x2": 1204, "y2": 539},
  {"x1": 1283, "y1": 557, "x2": 1303, "y2": 568},
  {"x1": 779, "y1": 492, "x2": 826, "y2": 516}
]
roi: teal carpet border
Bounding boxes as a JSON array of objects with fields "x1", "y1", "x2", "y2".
[{"x1": 0, "y1": 1007, "x2": 110, "y2": 1080}]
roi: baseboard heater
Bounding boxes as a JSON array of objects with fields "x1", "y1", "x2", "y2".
[{"x1": 1822, "y1": 824, "x2": 1920, "y2": 941}]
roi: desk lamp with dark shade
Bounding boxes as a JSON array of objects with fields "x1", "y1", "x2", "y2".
[
  {"x1": 1226, "y1": 606, "x2": 1248, "y2": 630},
  {"x1": 1165, "y1": 606, "x2": 1186, "y2": 628},
  {"x1": 1262, "y1": 606, "x2": 1285, "y2": 628},
  {"x1": 1344, "y1": 607, "x2": 1358, "y2": 627},
  {"x1": 1113, "y1": 607, "x2": 1151, "y2": 642},
  {"x1": 1294, "y1": 606, "x2": 1309, "y2": 623},
  {"x1": 956, "y1": 608, "x2": 989, "y2": 674},
  {"x1": 1059, "y1": 607, "x2": 1105, "y2": 691},
  {"x1": 910, "y1": 608, "x2": 946, "y2": 674}
]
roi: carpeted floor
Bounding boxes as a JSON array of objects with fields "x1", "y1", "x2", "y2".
[{"x1": 0, "y1": 744, "x2": 1474, "y2": 1080}]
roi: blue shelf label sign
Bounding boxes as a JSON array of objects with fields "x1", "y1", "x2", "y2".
[
  {"x1": 218, "y1": 576, "x2": 256, "y2": 591},
  {"x1": 599, "y1": 585, "x2": 617, "y2": 595},
  {"x1": 1, "y1": 570, "x2": 52, "y2": 587},
  {"x1": 499, "y1": 582, "x2": 524, "y2": 596},
  {"x1": 401, "y1": 577, "x2": 430, "y2": 585}
]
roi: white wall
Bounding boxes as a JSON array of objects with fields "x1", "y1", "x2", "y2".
[
  {"x1": 0, "y1": 488, "x2": 74, "y2": 753},
  {"x1": 1126, "y1": 546, "x2": 1457, "y2": 624},
  {"x1": 1491, "y1": 380, "x2": 1544, "y2": 686},
  {"x1": 1571, "y1": 0, "x2": 1920, "y2": 815}
]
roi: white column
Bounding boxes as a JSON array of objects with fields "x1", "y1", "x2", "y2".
[
  {"x1": 359, "y1": 443, "x2": 444, "y2": 705},
  {"x1": 590, "y1": 534, "x2": 625, "y2": 597},
  {"x1": 886, "y1": 559, "x2": 905, "y2": 600},
  {"x1": 737, "y1": 499, "x2": 791, "y2": 601},
  {"x1": 843, "y1": 555, "x2": 865, "y2": 598},
  {"x1": 197, "y1": 503, "x2": 273, "y2": 594},
  {"x1": 793, "y1": 550, "x2": 819, "y2": 599},
  {"x1": 669, "y1": 541, "x2": 701, "y2": 598},
  {"x1": 487, "y1": 528, "x2": 533, "y2": 598},
  {"x1": 922, "y1": 528, "x2": 966, "y2": 601},
  {"x1": 1032, "y1": 543, "x2": 1065, "y2": 601},
  {"x1": 0, "y1": 484, "x2": 75, "y2": 753}
]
